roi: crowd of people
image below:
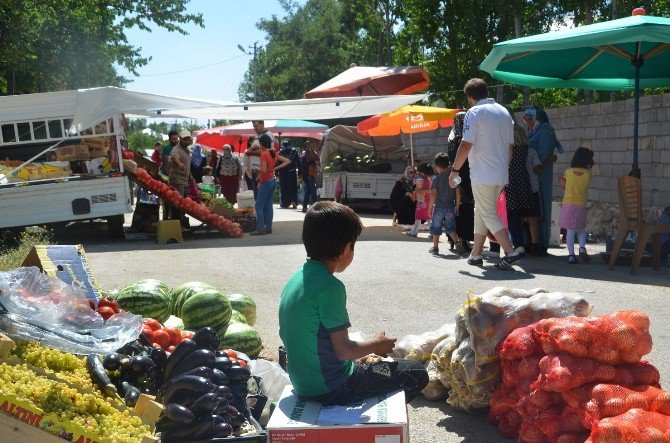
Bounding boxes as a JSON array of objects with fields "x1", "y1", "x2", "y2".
[
  {"x1": 394, "y1": 78, "x2": 594, "y2": 268},
  {"x1": 145, "y1": 120, "x2": 324, "y2": 233}
]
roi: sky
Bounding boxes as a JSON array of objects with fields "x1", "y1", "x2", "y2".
[{"x1": 117, "y1": 0, "x2": 302, "y2": 102}]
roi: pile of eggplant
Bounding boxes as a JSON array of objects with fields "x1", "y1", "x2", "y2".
[{"x1": 100, "y1": 327, "x2": 252, "y2": 441}]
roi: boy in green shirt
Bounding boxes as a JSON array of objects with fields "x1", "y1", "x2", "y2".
[{"x1": 279, "y1": 201, "x2": 428, "y2": 405}]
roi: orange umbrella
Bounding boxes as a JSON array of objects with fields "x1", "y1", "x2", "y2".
[{"x1": 357, "y1": 105, "x2": 459, "y2": 165}]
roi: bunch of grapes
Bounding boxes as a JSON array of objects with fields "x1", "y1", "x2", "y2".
[
  {"x1": 11, "y1": 341, "x2": 94, "y2": 391},
  {"x1": 0, "y1": 362, "x2": 153, "y2": 442}
]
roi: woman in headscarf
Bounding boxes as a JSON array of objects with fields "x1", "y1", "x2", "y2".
[
  {"x1": 389, "y1": 165, "x2": 417, "y2": 225},
  {"x1": 190, "y1": 143, "x2": 207, "y2": 183},
  {"x1": 446, "y1": 111, "x2": 473, "y2": 251},
  {"x1": 526, "y1": 106, "x2": 559, "y2": 251},
  {"x1": 209, "y1": 149, "x2": 219, "y2": 169},
  {"x1": 214, "y1": 144, "x2": 243, "y2": 203}
]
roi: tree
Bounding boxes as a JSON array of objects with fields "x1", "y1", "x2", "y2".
[{"x1": 0, "y1": 1, "x2": 203, "y2": 95}]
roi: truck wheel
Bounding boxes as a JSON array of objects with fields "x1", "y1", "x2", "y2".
[{"x1": 106, "y1": 215, "x2": 125, "y2": 239}]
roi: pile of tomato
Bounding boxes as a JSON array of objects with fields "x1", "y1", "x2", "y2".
[
  {"x1": 133, "y1": 168, "x2": 243, "y2": 237},
  {"x1": 141, "y1": 318, "x2": 195, "y2": 352},
  {"x1": 88, "y1": 297, "x2": 124, "y2": 321}
]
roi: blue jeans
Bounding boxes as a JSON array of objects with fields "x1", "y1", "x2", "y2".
[
  {"x1": 303, "y1": 176, "x2": 317, "y2": 212},
  {"x1": 429, "y1": 206, "x2": 457, "y2": 236},
  {"x1": 255, "y1": 178, "x2": 277, "y2": 231}
]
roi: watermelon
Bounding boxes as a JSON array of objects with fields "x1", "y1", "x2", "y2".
[
  {"x1": 116, "y1": 279, "x2": 170, "y2": 323},
  {"x1": 169, "y1": 281, "x2": 215, "y2": 316},
  {"x1": 180, "y1": 288, "x2": 232, "y2": 331},
  {"x1": 226, "y1": 293, "x2": 257, "y2": 326},
  {"x1": 229, "y1": 310, "x2": 248, "y2": 324},
  {"x1": 218, "y1": 322, "x2": 262, "y2": 358}
]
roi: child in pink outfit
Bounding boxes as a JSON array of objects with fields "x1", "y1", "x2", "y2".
[{"x1": 406, "y1": 163, "x2": 434, "y2": 237}]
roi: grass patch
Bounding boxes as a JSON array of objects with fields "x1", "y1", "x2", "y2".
[{"x1": 0, "y1": 227, "x2": 53, "y2": 272}]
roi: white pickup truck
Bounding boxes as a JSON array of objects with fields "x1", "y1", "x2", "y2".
[{"x1": 0, "y1": 112, "x2": 131, "y2": 237}]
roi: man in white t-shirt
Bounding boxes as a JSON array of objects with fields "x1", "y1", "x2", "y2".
[{"x1": 449, "y1": 78, "x2": 521, "y2": 270}]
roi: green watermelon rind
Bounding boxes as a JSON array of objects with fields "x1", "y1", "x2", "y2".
[
  {"x1": 230, "y1": 310, "x2": 248, "y2": 324},
  {"x1": 226, "y1": 293, "x2": 257, "y2": 327},
  {"x1": 116, "y1": 279, "x2": 171, "y2": 323},
  {"x1": 169, "y1": 282, "x2": 216, "y2": 316},
  {"x1": 180, "y1": 288, "x2": 232, "y2": 332},
  {"x1": 218, "y1": 322, "x2": 262, "y2": 359}
]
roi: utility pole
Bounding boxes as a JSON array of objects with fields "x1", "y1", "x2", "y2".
[{"x1": 250, "y1": 41, "x2": 259, "y2": 102}]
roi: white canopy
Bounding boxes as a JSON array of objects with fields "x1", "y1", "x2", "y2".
[{"x1": 0, "y1": 87, "x2": 426, "y2": 134}]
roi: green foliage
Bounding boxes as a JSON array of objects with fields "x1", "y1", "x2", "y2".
[
  {"x1": 126, "y1": 131, "x2": 158, "y2": 154},
  {"x1": 0, "y1": 226, "x2": 53, "y2": 272},
  {"x1": 0, "y1": 0, "x2": 203, "y2": 95}
]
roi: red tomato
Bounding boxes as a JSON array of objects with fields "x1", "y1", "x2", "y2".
[
  {"x1": 167, "y1": 345, "x2": 176, "y2": 353},
  {"x1": 98, "y1": 298, "x2": 119, "y2": 313},
  {"x1": 141, "y1": 326, "x2": 153, "y2": 338},
  {"x1": 88, "y1": 299, "x2": 96, "y2": 310},
  {"x1": 181, "y1": 330, "x2": 195, "y2": 340},
  {"x1": 96, "y1": 306, "x2": 115, "y2": 321},
  {"x1": 237, "y1": 359, "x2": 248, "y2": 369},
  {"x1": 164, "y1": 327, "x2": 182, "y2": 346},
  {"x1": 222, "y1": 349, "x2": 237, "y2": 360},
  {"x1": 144, "y1": 318, "x2": 162, "y2": 331},
  {"x1": 151, "y1": 330, "x2": 170, "y2": 349}
]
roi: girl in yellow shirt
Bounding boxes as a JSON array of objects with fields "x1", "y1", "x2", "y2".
[{"x1": 558, "y1": 147, "x2": 594, "y2": 264}]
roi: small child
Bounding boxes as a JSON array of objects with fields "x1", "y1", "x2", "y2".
[
  {"x1": 429, "y1": 153, "x2": 464, "y2": 255},
  {"x1": 558, "y1": 147, "x2": 594, "y2": 264},
  {"x1": 406, "y1": 162, "x2": 434, "y2": 237},
  {"x1": 279, "y1": 201, "x2": 428, "y2": 405},
  {"x1": 201, "y1": 166, "x2": 215, "y2": 185}
]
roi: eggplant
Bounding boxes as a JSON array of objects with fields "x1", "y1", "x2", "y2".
[
  {"x1": 227, "y1": 365, "x2": 251, "y2": 382},
  {"x1": 102, "y1": 353, "x2": 122, "y2": 371},
  {"x1": 213, "y1": 356, "x2": 233, "y2": 371},
  {"x1": 149, "y1": 347, "x2": 168, "y2": 368},
  {"x1": 213, "y1": 396, "x2": 230, "y2": 414},
  {"x1": 211, "y1": 422, "x2": 233, "y2": 438},
  {"x1": 229, "y1": 382, "x2": 248, "y2": 399},
  {"x1": 189, "y1": 392, "x2": 219, "y2": 416},
  {"x1": 216, "y1": 385, "x2": 232, "y2": 396},
  {"x1": 226, "y1": 405, "x2": 239, "y2": 417},
  {"x1": 161, "y1": 415, "x2": 214, "y2": 442},
  {"x1": 86, "y1": 354, "x2": 118, "y2": 397},
  {"x1": 130, "y1": 355, "x2": 151, "y2": 373},
  {"x1": 163, "y1": 403, "x2": 195, "y2": 424},
  {"x1": 192, "y1": 327, "x2": 218, "y2": 348},
  {"x1": 168, "y1": 349, "x2": 216, "y2": 380},
  {"x1": 211, "y1": 368, "x2": 228, "y2": 386},
  {"x1": 119, "y1": 356, "x2": 132, "y2": 371},
  {"x1": 163, "y1": 339, "x2": 197, "y2": 381},
  {"x1": 147, "y1": 364, "x2": 161, "y2": 379},
  {"x1": 157, "y1": 366, "x2": 213, "y2": 397},
  {"x1": 230, "y1": 411, "x2": 246, "y2": 427},
  {"x1": 121, "y1": 381, "x2": 141, "y2": 407},
  {"x1": 158, "y1": 376, "x2": 216, "y2": 404}
]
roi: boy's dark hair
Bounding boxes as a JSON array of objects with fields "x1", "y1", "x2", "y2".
[
  {"x1": 168, "y1": 130, "x2": 179, "y2": 137},
  {"x1": 303, "y1": 201, "x2": 363, "y2": 260},
  {"x1": 259, "y1": 133, "x2": 276, "y2": 158},
  {"x1": 433, "y1": 152, "x2": 450, "y2": 169},
  {"x1": 571, "y1": 147, "x2": 594, "y2": 169},
  {"x1": 464, "y1": 78, "x2": 488, "y2": 101},
  {"x1": 416, "y1": 161, "x2": 435, "y2": 176},
  {"x1": 252, "y1": 120, "x2": 264, "y2": 126}
]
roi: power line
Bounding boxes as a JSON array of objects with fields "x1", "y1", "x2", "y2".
[{"x1": 140, "y1": 54, "x2": 247, "y2": 77}]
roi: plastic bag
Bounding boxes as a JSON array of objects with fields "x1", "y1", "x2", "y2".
[
  {"x1": 561, "y1": 383, "x2": 670, "y2": 427},
  {"x1": 532, "y1": 354, "x2": 660, "y2": 393},
  {"x1": 464, "y1": 289, "x2": 592, "y2": 365},
  {"x1": 0, "y1": 267, "x2": 143, "y2": 355},
  {"x1": 391, "y1": 323, "x2": 455, "y2": 363},
  {"x1": 588, "y1": 409, "x2": 670, "y2": 443},
  {"x1": 248, "y1": 359, "x2": 291, "y2": 406},
  {"x1": 421, "y1": 360, "x2": 448, "y2": 401}
]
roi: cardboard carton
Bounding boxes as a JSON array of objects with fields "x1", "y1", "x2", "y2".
[
  {"x1": 54, "y1": 144, "x2": 89, "y2": 161},
  {"x1": 267, "y1": 387, "x2": 409, "y2": 443},
  {"x1": 21, "y1": 245, "x2": 103, "y2": 301},
  {"x1": 87, "y1": 144, "x2": 109, "y2": 159}
]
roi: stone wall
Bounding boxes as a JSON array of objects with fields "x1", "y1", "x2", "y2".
[{"x1": 401, "y1": 94, "x2": 670, "y2": 237}]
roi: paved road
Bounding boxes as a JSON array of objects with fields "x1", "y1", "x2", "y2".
[{"x1": 60, "y1": 206, "x2": 670, "y2": 443}]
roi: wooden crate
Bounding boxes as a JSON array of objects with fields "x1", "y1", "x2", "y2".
[
  {"x1": 135, "y1": 155, "x2": 160, "y2": 178},
  {"x1": 0, "y1": 413, "x2": 63, "y2": 443}
]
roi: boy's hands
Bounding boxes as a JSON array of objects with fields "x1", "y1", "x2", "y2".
[{"x1": 372, "y1": 331, "x2": 397, "y2": 357}]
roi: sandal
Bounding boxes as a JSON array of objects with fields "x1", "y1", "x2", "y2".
[{"x1": 568, "y1": 255, "x2": 577, "y2": 264}]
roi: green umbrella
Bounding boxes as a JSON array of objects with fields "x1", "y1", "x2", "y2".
[{"x1": 480, "y1": 13, "x2": 670, "y2": 177}]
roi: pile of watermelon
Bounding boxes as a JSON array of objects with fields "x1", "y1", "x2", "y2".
[
  {"x1": 133, "y1": 167, "x2": 243, "y2": 237},
  {"x1": 113, "y1": 279, "x2": 262, "y2": 358}
]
